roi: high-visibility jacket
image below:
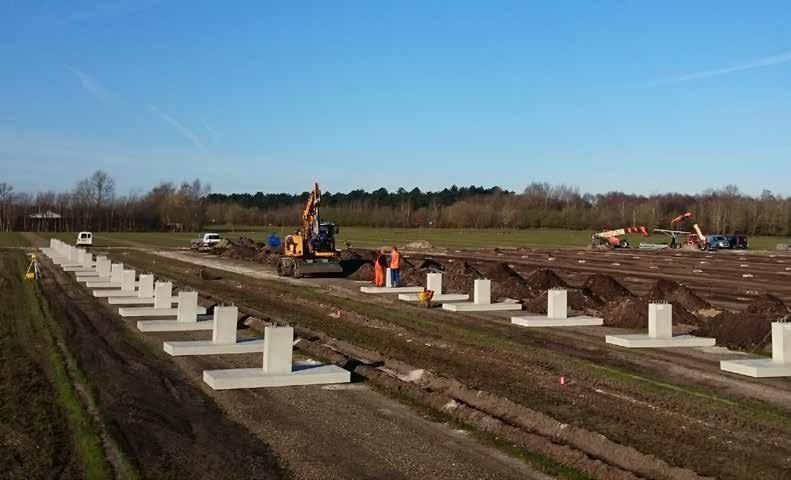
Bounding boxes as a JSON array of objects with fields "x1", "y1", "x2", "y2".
[{"x1": 390, "y1": 250, "x2": 400, "y2": 269}]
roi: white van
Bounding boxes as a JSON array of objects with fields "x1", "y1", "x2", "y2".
[{"x1": 76, "y1": 231, "x2": 93, "y2": 247}]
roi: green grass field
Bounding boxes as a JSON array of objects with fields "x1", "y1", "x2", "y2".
[
  {"x1": 0, "y1": 232, "x2": 29, "y2": 247},
  {"x1": 30, "y1": 227, "x2": 791, "y2": 251}
]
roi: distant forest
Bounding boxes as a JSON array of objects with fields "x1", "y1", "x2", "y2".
[{"x1": 1, "y1": 171, "x2": 790, "y2": 236}]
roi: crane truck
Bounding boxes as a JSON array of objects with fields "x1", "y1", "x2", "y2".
[
  {"x1": 591, "y1": 226, "x2": 649, "y2": 248},
  {"x1": 277, "y1": 182, "x2": 343, "y2": 278}
]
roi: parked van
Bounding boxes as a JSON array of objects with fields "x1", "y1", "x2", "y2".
[
  {"x1": 705, "y1": 235, "x2": 729, "y2": 250},
  {"x1": 76, "y1": 231, "x2": 93, "y2": 247}
]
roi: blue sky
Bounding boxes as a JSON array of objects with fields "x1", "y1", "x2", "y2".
[{"x1": 1, "y1": 1, "x2": 790, "y2": 196}]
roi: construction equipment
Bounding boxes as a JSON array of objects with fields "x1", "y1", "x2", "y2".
[
  {"x1": 591, "y1": 226, "x2": 648, "y2": 249},
  {"x1": 24, "y1": 254, "x2": 40, "y2": 281},
  {"x1": 654, "y1": 212, "x2": 709, "y2": 250},
  {"x1": 278, "y1": 182, "x2": 343, "y2": 278}
]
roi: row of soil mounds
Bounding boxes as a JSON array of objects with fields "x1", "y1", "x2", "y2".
[{"x1": 212, "y1": 244, "x2": 791, "y2": 354}]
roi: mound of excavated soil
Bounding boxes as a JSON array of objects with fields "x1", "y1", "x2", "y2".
[
  {"x1": 223, "y1": 245, "x2": 258, "y2": 261},
  {"x1": 524, "y1": 268, "x2": 568, "y2": 290},
  {"x1": 413, "y1": 258, "x2": 444, "y2": 271},
  {"x1": 524, "y1": 288, "x2": 603, "y2": 315},
  {"x1": 476, "y1": 262, "x2": 524, "y2": 282},
  {"x1": 696, "y1": 312, "x2": 782, "y2": 352},
  {"x1": 347, "y1": 262, "x2": 374, "y2": 281},
  {"x1": 602, "y1": 298, "x2": 701, "y2": 328},
  {"x1": 440, "y1": 261, "x2": 484, "y2": 294},
  {"x1": 583, "y1": 274, "x2": 633, "y2": 301},
  {"x1": 645, "y1": 279, "x2": 711, "y2": 312},
  {"x1": 745, "y1": 294, "x2": 790, "y2": 315}
]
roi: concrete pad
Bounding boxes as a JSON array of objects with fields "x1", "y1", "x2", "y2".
[
  {"x1": 137, "y1": 317, "x2": 214, "y2": 332},
  {"x1": 512, "y1": 315, "x2": 603, "y2": 327},
  {"x1": 398, "y1": 293, "x2": 469, "y2": 302},
  {"x1": 107, "y1": 295, "x2": 178, "y2": 305},
  {"x1": 203, "y1": 362, "x2": 351, "y2": 390},
  {"x1": 360, "y1": 286, "x2": 424, "y2": 294},
  {"x1": 85, "y1": 281, "x2": 123, "y2": 289},
  {"x1": 720, "y1": 359, "x2": 791, "y2": 378},
  {"x1": 605, "y1": 334, "x2": 715, "y2": 348},
  {"x1": 164, "y1": 339, "x2": 266, "y2": 356},
  {"x1": 442, "y1": 302, "x2": 522, "y2": 312},
  {"x1": 118, "y1": 306, "x2": 207, "y2": 317},
  {"x1": 63, "y1": 265, "x2": 95, "y2": 272},
  {"x1": 93, "y1": 289, "x2": 140, "y2": 298}
]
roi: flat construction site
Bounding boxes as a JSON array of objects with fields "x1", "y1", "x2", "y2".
[{"x1": 8, "y1": 232, "x2": 791, "y2": 480}]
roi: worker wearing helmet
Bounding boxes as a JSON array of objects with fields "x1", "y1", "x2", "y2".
[{"x1": 389, "y1": 246, "x2": 401, "y2": 287}]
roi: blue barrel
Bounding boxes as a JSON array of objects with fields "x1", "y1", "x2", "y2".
[{"x1": 267, "y1": 233, "x2": 281, "y2": 248}]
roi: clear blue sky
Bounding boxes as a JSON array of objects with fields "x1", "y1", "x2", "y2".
[{"x1": 1, "y1": 1, "x2": 790, "y2": 196}]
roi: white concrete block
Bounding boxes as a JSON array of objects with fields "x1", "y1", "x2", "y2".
[
  {"x1": 442, "y1": 302, "x2": 522, "y2": 312},
  {"x1": 107, "y1": 295, "x2": 178, "y2": 305},
  {"x1": 153, "y1": 282, "x2": 173, "y2": 309},
  {"x1": 177, "y1": 291, "x2": 198, "y2": 323},
  {"x1": 203, "y1": 362, "x2": 351, "y2": 390},
  {"x1": 772, "y1": 322, "x2": 791, "y2": 364},
  {"x1": 547, "y1": 289, "x2": 567, "y2": 320},
  {"x1": 512, "y1": 315, "x2": 603, "y2": 327},
  {"x1": 474, "y1": 279, "x2": 491, "y2": 305},
  {"x1": 137, "y1": 274, "x2": 154, "y2": 299},
  {"x1": 360, "y1": 286, "x2": 424, "y2": 294},
  {"x1": 426, "y1": 273, "x2": 442, "y2": 292},
  {"x1": 649, "y1": 303, "x2": 673, "y2": 339},
  {"x1": 136, "y1": 317, "x2": 214, "y2": 332},
  {"x1": 118, "y1": 305, "x2": 207, "y2": 317},
  {"x1": 263, "y1": 326, "x2": 293, "y2": 374},
  {"x1": 110, "y1": 263, "x2": 124, "y2": 283},
  {"x1": 721, "y1": 322, "x2": 791, "y2": 377},
  {"x1": 121, "y1": 270, "x2": 136, "y2": 292},
  {"x1": 386, "y1": 268, "x2": 393, "y2": 288},
  {"x1": 605, "y1": 334, "x2": 715, "y2": 348},
  {"x1": 164, "y1": 339, "x2": 266, "y2": 356},
  {"x1": 213, "y1": 306, "x2": 239, "y2": 344},
  {"x1": 93, "y1": 289, "x2": 139, "y2": 298}
]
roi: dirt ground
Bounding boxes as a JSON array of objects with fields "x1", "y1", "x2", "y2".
[
  {"x1": 128, "y1": 247, "x2": 791, "y2": 480},
  {"x1": 0, "y1": 252, "x2": 83, "y2": 480},
  {"x1": 25, "y1": 240, "x2": 552, "y2": 479}
]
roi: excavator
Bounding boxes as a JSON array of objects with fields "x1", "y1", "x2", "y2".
[
  {"x1": 277, "y1": 182, "x2": 343, "y2": 278},
  {"x1": 653, "y1": 212, "x2": 708, "y2": 250},
  {"x1": 591, "y1": 226, "x2": 649, "y2": 249}
]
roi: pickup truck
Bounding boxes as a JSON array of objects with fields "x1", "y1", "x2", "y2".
[{"x1": 191, "y1": 232, "x2": 223, "y2": 250}]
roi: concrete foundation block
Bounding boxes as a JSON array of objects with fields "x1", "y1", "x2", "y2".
[
  {"x1": 649, "y1": 304, "x2": 673, "y2": 339},
  {"x1": 360, "y1": 286, "x2": 424, "y2": 294},
  {"x1": 203, "y1": 362, "x2": 351, "y2": 390},
  {"x1": 118, "y1": 305, "x2": 207, "y2": 317},
  {"x1": 177, "y1": 291, "x2": 199, "y2": 322},
  {"x1": 137, "y1": 275, "x2": 154, "y2": 299},
  {"x1": 202, "y1": 324, "x2": 350, "y2": 390},
  {"x1": 136, "y1": 316, "x2": 214, "y2": 332},
  {"x1": 512, "y1": 315, "x2": 603, "y2": 327},
  {"x1": 473, "y1": 279, "x2": 491, "y2": 305},
  {"x1": 605, "y1": 334, "x2": 715, "y2": 348},
  {"x1": 442, "y1": 302, "x2": 522, "y2": 312},
  {"x1": 107, "y1": 295, "x2": 178, "y2": 305},
  {"x1": 164, "y1": 339, "x2": 266, "y2": 356},
  {"x1": 386, "y1": 268, "x2": 393, "y2": 288},
  {"x1": 153, "y1": 282, "x2": 173, "y2": 309},
  {"x1": 547, "y1": 289, "x2": 568, "y2": 320},
  {"x1": 94, "y1": 289, "x2": 139, "y2": 298},
  {"x1": 720, "y1": 322, "x2": 791, "y2": 377},
  {"x1": 426, "y1": 273, "x2": 442, "y2": 292}
]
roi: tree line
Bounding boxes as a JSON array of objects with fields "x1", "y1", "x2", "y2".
[{"x1": 1, "y1": 172, "x2": 790, "y2": 236}]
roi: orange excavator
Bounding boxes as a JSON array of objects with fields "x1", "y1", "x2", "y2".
[
  {"x1": 278, "y1": 182, "x2": 343, "y2": 278},
  {"x1": 591, "y1": 226, "x2": 649, "y2": 249}
]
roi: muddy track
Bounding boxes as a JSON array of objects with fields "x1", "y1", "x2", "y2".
[{"x1": 112, "y1": 249, "x2": 791, "y2": 480}]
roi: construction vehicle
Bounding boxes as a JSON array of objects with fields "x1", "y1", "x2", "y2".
[
  {"x1": 277, "y1": 182, "x2": 343, "y2": 278},
  {"x1": 591, "y1": 226, "x2": 649, "y2": 249},
  {"x1": 191, "y1": 232, "x2": 223, "y2": 251},
  {"x1": 654, "y1": 212, "x2": 709, "y2": 250}
]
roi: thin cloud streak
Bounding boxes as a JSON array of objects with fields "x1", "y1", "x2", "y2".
[
  {"x1": 65, "y1": 65, "x2": 113, "y2": 102},
  {"x1": 652, "y1": 50, "x2": 791, "y2": 85},
  {"x1": 150, "y1": 106, "x2": 207, "y2": 151}
]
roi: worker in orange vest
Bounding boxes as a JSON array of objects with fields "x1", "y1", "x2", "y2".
[
  {"x1": 389, "y1": 246, "x2": 401, "y2": 287},
  {"x1": 373, "y1": 249, "x2": 387, "y2": 287}
]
